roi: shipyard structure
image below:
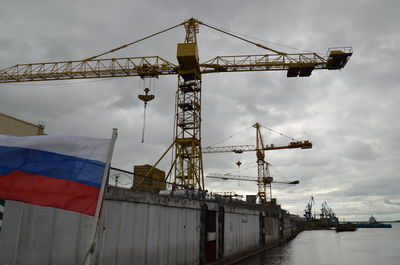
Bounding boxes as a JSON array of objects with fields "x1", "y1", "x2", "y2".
[
  {"x1": 0, "y1": 185, "x2": 301, "y2": 265},
  {"x1": 0, "y1": 17, "x2": 351, "y2": 265},
  {"x1": 0, "y1": 113, "x2": 303, "y2": 265}
]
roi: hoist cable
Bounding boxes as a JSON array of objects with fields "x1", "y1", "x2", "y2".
[
  {"x1": 201, "y1": 22, "x2": 324, "y2": 55},
  {"x1": 260, "y1": 125, "x2": 296, "y2": 141},
  {"x1": 141, "y1": 102, "x2": 148, "y2": 143},
  {"x1": 204, "y1": 125, "x2": 253, "y2": 148},
  {"x1": 198, "y1": 21, "x2": 287, "y2": 55}
]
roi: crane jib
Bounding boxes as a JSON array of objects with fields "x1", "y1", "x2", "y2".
[{"x1": 0, "y1": 50, "x2": 352, "y2": 83}]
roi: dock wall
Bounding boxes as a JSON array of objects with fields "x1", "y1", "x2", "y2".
[
  {"x1": 223, "y1": 211, "x2": 259, "y2": 256},
  {"x1": 0, "y1": 186, "x2": 300, "y2": 265}
]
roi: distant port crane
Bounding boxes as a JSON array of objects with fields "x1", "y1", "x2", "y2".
[
  {"x1": 304, "y1": 196, "x2": 315, "y2": 220},
  {"x1": 320, "y1": 201, "x2": 337, "y2": 222},
  {"x1": 0, "y1": 18, "x2": 352, "y2": 191}
]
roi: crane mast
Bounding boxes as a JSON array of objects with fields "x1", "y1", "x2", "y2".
[
  {"x1": 255, "y1": 123, "x2": 269, "y2": 203},
  {"x1": 174, "y1": 18, "x2": 204, "y2": 189}
]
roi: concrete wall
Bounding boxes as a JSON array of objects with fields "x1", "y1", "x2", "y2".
[
  {"x1": 0, "y1": 189, "x2": 201, "y2": 265},
  {"x1": 0, "y1": 201, "x2": 93, "y2": 265},
  {"x1": 223, "y1": 209, "x2": 259, "y2": 257},
  {"x1": 98, "y1": 200, "x2": 200, "y2": 265},
  {"x1": 0, "y1": 187, "x2": 295, "y2": 265},
  {"x1": 282, "y1": 214, "x2": 292, "y2": 239},
  {"x1": 0, "y1": 112, "x2": 44, "y2": 136},
  {"x1": 264, "y1": 216, "x2": 280, "y2": 244}
]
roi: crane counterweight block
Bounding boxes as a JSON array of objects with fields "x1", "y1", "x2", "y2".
[
  {"x1": 326, "y1": 47, "x2": 353, "y2": 70},
  {"x1": 289, "y1": 140, "x2": 312, "y2": 149}
]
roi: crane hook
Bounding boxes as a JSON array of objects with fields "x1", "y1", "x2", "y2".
[{"x1": 138, "y1": 87, "x2": 155, "y2": 103}]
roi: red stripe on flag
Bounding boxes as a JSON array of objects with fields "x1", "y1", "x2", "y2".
[{"x1": 0, "y1": 171, "x2": 100, "y2": 216}]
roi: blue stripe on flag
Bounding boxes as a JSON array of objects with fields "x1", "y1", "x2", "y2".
[{"x1": 0, "y1": 146, "x2": 105, "y2": 188}]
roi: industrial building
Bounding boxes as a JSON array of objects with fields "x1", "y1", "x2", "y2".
[{"x1": 0, "y1": 112, "x2": 45, "y2": 136}]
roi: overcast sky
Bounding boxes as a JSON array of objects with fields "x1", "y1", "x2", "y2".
[{"x1": 1, "y1": 0, "x2": 399, "y2": 221}]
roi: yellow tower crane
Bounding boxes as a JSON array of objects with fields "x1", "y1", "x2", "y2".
[
  {"x1": 0, "y1": 18, "x2": 352, "y2": 191},
  {"x1": 203, "y1": 122, "x2": 311, "y2": 203}
]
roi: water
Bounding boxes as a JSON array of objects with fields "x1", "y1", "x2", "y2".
[{"x1": 238, "y1": 223, "x2": 400, "y2": 265}]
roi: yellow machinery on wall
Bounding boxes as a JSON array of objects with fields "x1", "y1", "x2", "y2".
[
  {"x1": 132, "y1": 165, "x2": 166, "y2": 193},
  {"x1": 0, "y1": 18, "x2": 352, "y2": 191}
]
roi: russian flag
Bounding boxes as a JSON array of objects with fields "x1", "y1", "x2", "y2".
[{"x1": 0, "y1": 134, "x2": 111, "y2": 216}]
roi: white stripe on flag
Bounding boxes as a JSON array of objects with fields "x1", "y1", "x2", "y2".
[{"x1": 0, "y1": 134, "x2": 111, "y2": 162}]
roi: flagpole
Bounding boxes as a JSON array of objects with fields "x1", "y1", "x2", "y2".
[{"x1": 84, "y1": 128, "x2": 118, "y2": 265}]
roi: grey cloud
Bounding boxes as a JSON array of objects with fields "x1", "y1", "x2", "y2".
[
  {"x1": 344, "y1": 139, "x2": 378, "y2": 161},
  {"x1": 384, "y1": 200, "x2": 400, "y2": 207}
]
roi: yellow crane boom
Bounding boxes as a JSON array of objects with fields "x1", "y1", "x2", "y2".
[{"x1": 0, "y1": 49, "x2": 352, "y2": 83}]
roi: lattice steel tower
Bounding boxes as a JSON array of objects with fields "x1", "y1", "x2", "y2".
[{"x1": 174, "y1": 18, "x2": 204, "y2": 190}]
